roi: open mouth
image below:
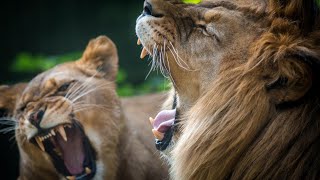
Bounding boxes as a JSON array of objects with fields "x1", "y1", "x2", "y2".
[
  {"x1": 31, "y1": 121, "x2": 96, "y2": 180},
  {"x1": 149, "y1": 109, "x2": 176, "y2": 151}
]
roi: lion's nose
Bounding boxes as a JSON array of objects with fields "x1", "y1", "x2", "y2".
[
  {"x1": 29, "y1": 109, "x2": 45, "y2": 127},
  {"x1": 143, "y1": 2, "x2": 153, "y2": 16},
  {"x1": 143, "y1": 0, "x2": 164, "y2": 18}
]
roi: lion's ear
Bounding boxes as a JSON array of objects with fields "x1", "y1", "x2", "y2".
[
  {"x1": 78, "y1": 36, "x2": 119, "y2": 81},
  {"x1": 269, "y1": 0, "x2": 319, "y2": 32},
  {"x1": 265, "y1": 57, "x2": 313, "y2": 105}
]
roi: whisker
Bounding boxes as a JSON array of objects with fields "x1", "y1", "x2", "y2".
[
  {"x1": 67, "y1": 71, "x2": 99, "y2": 101},
  {"x1": 168, "y1": 43, "x2": 193, "y2": 71},
  {"x1": 73, "y1": 105, "x2": 112, "y2": 113},
  {"x1": 71, "y1": 82, "x2": 110, "y2": 103},
  {"x1": 0, "y1": 126, "x2": 18, "y2": 134},
  {"x1": 145, "y1": 44, "x2": 158, "y2": 80}
]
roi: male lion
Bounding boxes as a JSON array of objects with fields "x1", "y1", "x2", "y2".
[
  {"x1": 13, "y1": 36, "x2": 168, "y2": 180},
  {"x1": 136, "y1": 0, "x2": 320, "y2": 179}
]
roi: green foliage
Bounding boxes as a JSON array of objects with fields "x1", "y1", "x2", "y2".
[
  {"x1": 10, "y1": 52, "x2": 169, "y2": 97},
  {"x1": 182, "y1": 0, "x2": 201, "y2": 4},
  {"x1": 11, "y1": 52, "x2": 81, "y2": 73},
  {"x1": 115, "y1": 69, "x2": 170, "y2": 96},
  {"x1": 317, "y1": 0, "x2": 320, "y2": 7}
]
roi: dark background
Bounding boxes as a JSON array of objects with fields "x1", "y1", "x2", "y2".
[
  {"x1": 1, "y1": 0, "x2": 149, "y2": 84},
  {"x1": 0, "y1": 0, "x2": 166, "y2": 179}
]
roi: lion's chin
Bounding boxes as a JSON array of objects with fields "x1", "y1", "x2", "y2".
[{"x1": 30, "y1": 121, "x2": 96, "y2": 180}]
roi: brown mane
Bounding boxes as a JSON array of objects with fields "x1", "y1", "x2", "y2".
[{"x1": 171, "y1": 0, "x2": 320, "y2": 179}]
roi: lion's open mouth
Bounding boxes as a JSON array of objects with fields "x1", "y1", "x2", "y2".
[
  {"x1": 150, "y1": 109, "x2": 176, "y2": 151},
  {"x1": 31, "y1": 121, "x2": 96, "y2": 180}
]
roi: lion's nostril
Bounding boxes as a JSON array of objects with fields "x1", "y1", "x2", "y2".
[{"x1": 144, "y1": 2, "x2": 153, "y2": 16}]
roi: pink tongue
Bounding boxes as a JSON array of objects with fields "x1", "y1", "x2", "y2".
[
  {"x1": 57, "y1": 127, "x2": 84, "y2": 175},
  {"x1": 153, "y1": 109, "x2": 176, "y2": 133}
]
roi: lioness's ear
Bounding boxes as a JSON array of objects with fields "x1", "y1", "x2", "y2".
[
  {"x1": 269, "y1": 0, "x2": 319, "y2": 32},
  {"x1": 78, "y1": 36, "x2": 119, "y2": 81}
]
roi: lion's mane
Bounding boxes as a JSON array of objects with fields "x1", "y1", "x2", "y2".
[{"x1": 172, "y1": 0, "x2": 320, "y2": 179}]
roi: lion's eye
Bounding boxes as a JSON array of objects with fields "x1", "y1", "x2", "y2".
[{"x1": 196, "y1": 25, "x2": 211, "y2": 36}]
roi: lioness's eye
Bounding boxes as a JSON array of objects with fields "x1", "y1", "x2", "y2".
[{"x1": 58, "y1": 82, "x2": 71, "y2": 92}]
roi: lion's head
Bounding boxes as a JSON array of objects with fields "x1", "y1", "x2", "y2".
[
  {"x1": 15, "y1": 36, "x2": 121, "y2": 180},
  {"x1": 136, "y1": 0, "x2": 268, "y2": 155},
  {"x1": 136, "y1": 0, "x2": 320, "y2": 179}
]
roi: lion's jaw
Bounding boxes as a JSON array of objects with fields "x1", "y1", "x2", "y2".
[
  {"x1": 15, "y1": 36, "x2": 121, "y2": 180},
  {"x1": 136, "y1": 0, "x2": 264, "y2": 158}
]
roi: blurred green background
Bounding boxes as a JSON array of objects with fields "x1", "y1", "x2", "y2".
[{"x1": 1, "y1": 0, "x2": 171, "y2": 97}]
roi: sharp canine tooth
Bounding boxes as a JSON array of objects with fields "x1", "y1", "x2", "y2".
[
  {"x1": 35, "y1": 137, "x2": 45, "y2": 151},
  {"x1": 57, "y1": 125, "x2": 67, "y2": 142},
  {"x1": 66, "y1": 176, "x2": 76, "y2": 180},
  {"x1": 152, "y1": 129, "x2": 164, "y2": 140},
  {"x1": 51, "y1": 129, "x2": 56, "y2": 136},
  {"x1": 137, "y1": 39, "x2": 141, "y2": 45},
  {"x1": 140, "y1": 47, "x2": 148, "y2": 59},
  {"x1": 85, "y1": 167, "x2": 92, "y2": 174},
  {"x1": 149, "y1": 117, "x2": 155, "y2": 125}
]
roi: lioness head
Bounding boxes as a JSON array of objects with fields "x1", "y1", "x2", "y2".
[
  {"x1": 136, "y1": 0, "x2": 267, "y2": 154},
  {"x1": 15, "y1": 36, "x2": 121, "y2": 180}
]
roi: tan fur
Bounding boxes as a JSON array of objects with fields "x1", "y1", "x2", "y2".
[
  {"x1": 0, "y1": 83, "x2": 27, "y2": 117},
  {"x1": 136, "y1": 0, "x2": 320, "y2": 179},
  {"x1": 13, "y1": 36, "x2": 168, "y2": 180},
  {"x1": 119, "y1": 93, "x2": 169, "y2": 180}
]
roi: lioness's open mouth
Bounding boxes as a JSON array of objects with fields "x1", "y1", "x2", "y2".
[{"x1": 31, "y1": 120, "x2": 96, "y2": 180}]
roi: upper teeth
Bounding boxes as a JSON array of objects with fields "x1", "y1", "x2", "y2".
[
  {"x1": 34, "y1": 124, "x2": 69, "y2": 151},
  {"x1": 57, "y1": 125, "x2": 68, "y2": 142},
  {"x1": 137, "y1": 38, "x2": 149, "y2": 59},
  {"x1": 40, "y1": 130, "x2": 56, "y2": 141}
]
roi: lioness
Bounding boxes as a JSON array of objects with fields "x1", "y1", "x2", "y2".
[
  {"x1": 13, "y1": 36, "x2": 168, "y2": 180},
  {"x1": 136, "y1": 0, "x2": 320, "y2": 179}
]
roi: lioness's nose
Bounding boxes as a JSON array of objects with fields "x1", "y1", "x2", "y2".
[{"x1": 29, "y1": 109, "x2": 45, "y2": 127}]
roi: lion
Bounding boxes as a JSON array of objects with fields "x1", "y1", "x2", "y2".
[
  {"x1": 136, "y1": 0, "x2": 320, "y2": 179},
  {"x1": 12, "y1": 36, "x2": 168, "y2": 180}
]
